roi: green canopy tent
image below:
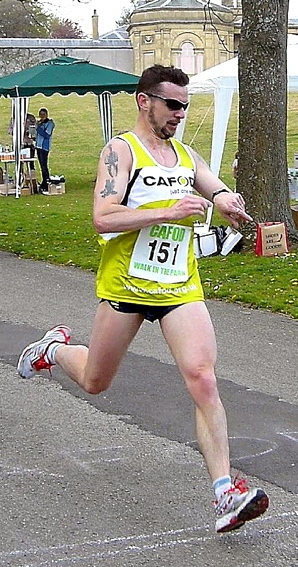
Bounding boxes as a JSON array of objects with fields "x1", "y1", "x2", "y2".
[{"x1": 0, "y1": 56, "x2": 139, "y2": 197}]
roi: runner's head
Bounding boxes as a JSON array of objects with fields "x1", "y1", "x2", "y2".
[{"x1": 136, "y1": 65, "x2": 189, "y2": 139}]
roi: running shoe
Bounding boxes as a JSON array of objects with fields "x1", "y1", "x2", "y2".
[
  {"x1": 215, "y1": 477, "x2": 269, "y2": 533},
  {"x1": 17, "y1": 325, "x2": 71, "y2": 379}
]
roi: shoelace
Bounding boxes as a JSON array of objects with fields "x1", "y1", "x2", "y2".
[
  {"x1": 231, "y1": 474, "x2": 248, "y2": 494},
  {"x1": 214, "y1": 474, "x2": 248, "y2": 506},
  {"x1": 33, "y1": 354, "x2": 53, "y2": 375}
]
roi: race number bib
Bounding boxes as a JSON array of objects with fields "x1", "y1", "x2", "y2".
[{"x1": 128, "y1": 224, "x2": 191, "y2": 283}]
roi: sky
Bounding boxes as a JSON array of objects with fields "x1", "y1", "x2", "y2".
[
  {"x1": 44, "y1": 0, "x2": 298, "y2": 38},
  {"x1": 44, "y1": 0, "x2": 131, "y2": 36}
]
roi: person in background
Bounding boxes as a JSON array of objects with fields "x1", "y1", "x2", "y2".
[
  {"x1": 35, "y1": 108, "x2": 55, "y2": 193},
  {"x1": 17, "y1": 65, "x2": 269, "y2": 534},
  {"x1": 8, "y1": 112, "x2": 36, "y2": 170},
  {"x1": 7, "y1": 112, "x2": 37, "y2": 192},
  {"x1": 232, "y1": 151, "x2": 239, "y2": 180},
  {"x1": 23, "y1": 113, "x2": 37, "y2": 171}
]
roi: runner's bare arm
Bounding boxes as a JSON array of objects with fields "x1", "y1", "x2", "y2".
[{"x1": 93, "y1": 139, "x2": 210, "y2": 234}]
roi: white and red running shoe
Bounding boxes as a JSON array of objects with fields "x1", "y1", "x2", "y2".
[
  {"x1": 215, "y1": 477, "x2": 269, "y2": 533},
  {"x1": 17, "y1": 325, "x2": 71, "y2": 379}
]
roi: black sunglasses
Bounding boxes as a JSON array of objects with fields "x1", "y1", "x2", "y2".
[{"x1": 145, "y1": 92, "x2": 189, "y2": 111}]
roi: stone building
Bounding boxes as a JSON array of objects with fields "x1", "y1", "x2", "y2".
[
  {"x1": 128, "y1": 0, "x2": 242, "y2": 75},
  {"x1": 89, "y1": 0, "x2": 297, "y2": 75},
  {"x1": 3, "y1": 1, "x2": 294, "y2": 77}
]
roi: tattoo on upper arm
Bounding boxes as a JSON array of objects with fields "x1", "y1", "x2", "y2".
[
  {"x1": 100, "y1": 179, "x2": 117, "y2": 198},
  {"x1": 104, "y1": 145, "x2": 118, "y2": 177}
]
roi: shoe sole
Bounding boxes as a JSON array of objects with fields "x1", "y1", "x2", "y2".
[
  {"x1": 216, "y1": 489, "x2": 269, "y2": 533},
  {"x1": 17, "y1": 325, "x2": 71, "y2": 379}
]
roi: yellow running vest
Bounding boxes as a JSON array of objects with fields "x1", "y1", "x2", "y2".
[{"x1": 96, "y1": 132, "x2": 204, "y2": 305}]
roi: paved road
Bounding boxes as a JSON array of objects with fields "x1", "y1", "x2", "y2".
[{"x1": 0, "y1": 251, "x2": 297, "y2": 566}]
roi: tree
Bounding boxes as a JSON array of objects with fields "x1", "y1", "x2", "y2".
[
  {"x1": 0, "y1": 0, "x2": 51, "y2": 74},
  {"x1": 50, "y1": 18, "x2": 86, "y2": 39},
  {"x1": 0, "y1": 0, "x2": 85, "y2": 39},
  {"x1": 0, "y1": 0, "x2": 85, "y2": 74},
  {"x1": 0, "y1": 0, "x2": 49, "y2": 38},
  {"x1": 238, "y1": 0, "x2": 298, "y2": 242}
]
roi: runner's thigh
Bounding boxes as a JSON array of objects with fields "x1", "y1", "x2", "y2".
[
  {"x1": 160, "y1": 302, "x2": 217, "y2": 375},
  {"x1": 85, "y1": 301, "x2": 144, "y2": 385}
]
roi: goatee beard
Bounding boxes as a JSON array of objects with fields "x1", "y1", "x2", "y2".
[{"x1": 160, "y1": 127, "x2": 172, "y2": 140}]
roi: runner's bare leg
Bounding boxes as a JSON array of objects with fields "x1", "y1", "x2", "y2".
[
  {"x1": 161, "y1": 301, "x2": 230, "y2": 481},
  {"x1": 55, "y1": 301, "x2": 144, "y2": 393}
]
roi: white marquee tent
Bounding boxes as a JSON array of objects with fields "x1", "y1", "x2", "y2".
[{"x1": 178, "y1": 35, "x2": 298, "y2": 177}]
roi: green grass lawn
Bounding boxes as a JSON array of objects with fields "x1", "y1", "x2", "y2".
[{"x1": 0, "y1": 92, "x2": 298, "y2": 319}]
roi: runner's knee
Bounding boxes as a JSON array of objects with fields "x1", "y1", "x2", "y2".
[
  {"x1": 184, "y1": 365, "x2": 219, "y2": 405},
  {"x1": 82, "y1": 371, "x2": 114, "y2": 395}
]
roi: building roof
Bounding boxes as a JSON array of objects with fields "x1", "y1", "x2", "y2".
[
  {"x1": 134, "y1": 0, "x2": 231, "y2": 13},
  {"x1": 99, "y1": 26, "x2": 129, "y2": 41},
  {"x1": 97, "y1": 26, "x2": 131, "y2": 48}
]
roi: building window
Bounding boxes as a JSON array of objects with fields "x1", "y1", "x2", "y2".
[
  {"x1": 180, "y1": 42, "x2": 195, "y2": 74},
  {"x1": 176, "y1": 42, "x2": 204, "y2": 75}
]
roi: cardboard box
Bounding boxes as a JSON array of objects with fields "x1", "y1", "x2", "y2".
[
  {"x1": 48, "y1": 182, "x2": 65, "y2": 195},
  {"x1": 21, "y1": 186, "x2": 32, "y2": 196},
  {"x1": 0, "y1": 182, "x2": 15, "y2": 196},
  {"x1": 23, "y1": 170, "x2": 37, "y2": 194}
]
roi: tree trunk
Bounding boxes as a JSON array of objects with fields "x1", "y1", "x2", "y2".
[{"x1": 238, "y1": 0, "x2": 298, "y2": 242}]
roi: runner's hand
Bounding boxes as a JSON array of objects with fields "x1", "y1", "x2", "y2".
[
  {"x1": 167, "y1": 195, "x2": 211, "y2": 220},
  {"x1": 213, "y1": 192, "x2": 253, "y2": 228}
]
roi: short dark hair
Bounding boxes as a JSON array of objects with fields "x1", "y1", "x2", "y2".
[
  {"x1": 39, "y1": 108, "x2": 48, "y2": 114},
  {"x1": 136, "y1": 64, "x2": 189, "y2": 96}
]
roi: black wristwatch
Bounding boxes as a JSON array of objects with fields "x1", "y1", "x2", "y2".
[{"x1": 211, "y1": 188, "x2": 230, "y2": 202}]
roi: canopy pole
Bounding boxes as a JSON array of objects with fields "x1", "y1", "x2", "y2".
[
  {"x1": 12, "y1": 96, "x2": 28, "y2": 198},
  {"x1": 98, "y1": 92, "x2": 113, "y2": 145}
]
